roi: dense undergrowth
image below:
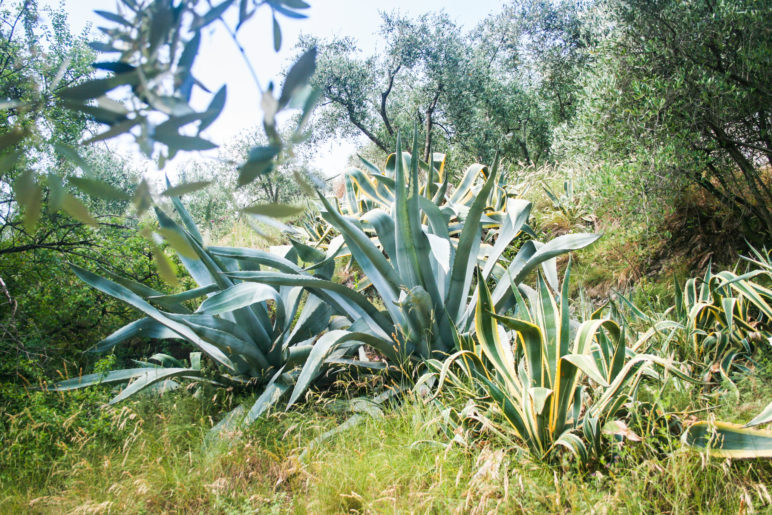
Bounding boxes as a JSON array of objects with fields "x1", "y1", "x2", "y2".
[{"x1": 2, "y1": 360, "x2": 771, "y2": 513}]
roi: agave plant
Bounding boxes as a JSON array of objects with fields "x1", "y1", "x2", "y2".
[
  {"x1": 341, "y1": 150, "x2": 521, "y2": 227},
  {"x1": 428, "y1": 262, "x2": 694, "y2": 465},
  {"x1": 45, "y1": 192, "x2": 376, "y2": 426},
  {"x1": 228, "y1": 132, "x2": 600, "y2": 367},
  {"x1": 616, "y1": 258, "x2": 772, "y2": 382},
  {"x1": 302, "y1": 140, "x2": 528, "y2": 253}
]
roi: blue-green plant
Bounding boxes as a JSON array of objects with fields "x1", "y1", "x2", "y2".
[
  {"x1": 45, "y1": 190, "x2": 374, "y2": 425},
  {"x1": 231, "y1": 132, "x2": 600, "y2": 366}
]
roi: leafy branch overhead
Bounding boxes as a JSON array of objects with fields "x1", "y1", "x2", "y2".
[{"x1": 2, "y1": 0, "x2": 318, "y2": 236}]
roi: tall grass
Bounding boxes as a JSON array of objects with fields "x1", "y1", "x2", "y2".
[{"x1": 2, "y1": 376, "x2": 771, "y2": 513}]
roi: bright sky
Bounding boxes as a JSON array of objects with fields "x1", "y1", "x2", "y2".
[{"x1": 52, "y1": 1, "x2": 504, "y2": 175}]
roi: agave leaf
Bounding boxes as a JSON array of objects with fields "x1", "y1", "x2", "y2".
[
  {"x1": 746, "y1": 402, "x2": 772, "y2": 428},
  {"x1": 225, "y1": 270, "x2": 391, "y2": 338},
  {"x1": 360, "y1": 209, "x2": 397, "y2": 261},
  {"x1": 148, "y1": 284, "x2": 220, "y2": 306},
  {"x1": 71, "y1": 264, "x2": 236, "y2": 371},
  {"x1": 493, "y1": 234, "x2": 601, "y2": 313},
  {"x1": 167, "y1": 313, "x2": 270, "y2": 369},
  {"x1": 318, "y1": 193, "x2": 401, "y2": 315},
  {"x1": 109, "y1": 368, "x2": 204, "y2": 404},
  {"x1": 446, "y1": 161, "x2": 497, "y2": 322},
  {"x1": 166, "y1": 176, "x2": 204, "y2": 244},
  {"x1": 244, "y1": 373, "x2": 292, "y2": 424},
  {"x1": 475, "y1": 273, "x2": 519, "y2": 393},
  {"x1": 90, "y1": 317, "x2": 181, "y2": 353},
  {"x1": 682, "y1": 421, "x2": 772, "y2": 458},
  {"x1": 197, "y1": 282, "x2": 283, "y2": 319},
  {"x1": 554, "y1": 431, "x2": 589, "y2": 464},
  {"x1": 288, "y1": 330, "x2": 348, "y2": 406},
  {"x1": 481, "y1": 198, "x2": 532, "y2": 280},
  {"x1": 43, "y1": 368, "x2": 158, "y2": 391}
]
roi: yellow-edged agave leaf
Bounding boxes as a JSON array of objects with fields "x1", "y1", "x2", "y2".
[{"x1": 682, "y1": 421, "x2": 772, "y2": 458}]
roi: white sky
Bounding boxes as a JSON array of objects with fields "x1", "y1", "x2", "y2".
[{"x1": 50, "y1": 1, "x2": 504, "y2": 176}]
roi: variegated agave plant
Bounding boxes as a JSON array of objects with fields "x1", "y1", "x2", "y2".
[
  {"x1": 232, "y1": 132, "x2": 600, "y2": 366},
  {"x1": 45, "y1": 191, "x2": 376, "y2": 426},
  {"x1": 426, "y1": 262, "x2": 696, "y2": 465},
  {"x1": 613, "y1": 251, "x2": 772, "y2": 382}
]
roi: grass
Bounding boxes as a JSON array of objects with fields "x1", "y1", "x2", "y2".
[{"x1": 2, "y1": 368, "x2": 771, "y2": 514}]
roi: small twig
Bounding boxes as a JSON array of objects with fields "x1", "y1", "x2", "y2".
[{"x1": 217, "y1": 17, "x2": 263, "y2": 96}]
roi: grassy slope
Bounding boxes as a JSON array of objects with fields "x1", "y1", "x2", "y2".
[{"x1": 2, "y1": 362, "x2": 771, "y2": 514}]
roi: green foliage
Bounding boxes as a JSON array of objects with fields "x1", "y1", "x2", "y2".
[
  {"x1": 243, "y1": 132, "x2": 599, "y2": 368},
  {"x1": 568, "y1": 0, "x2": 772, "y2": 237},
  {"x1": 0, "y1": 359, "x2": 122, "y2": 487},
  {"x1": 303, "y1": 8, "x2": 557, "y2": 170},
  {"x1": 3, "y1": 0, "x2": 320, "y2": 241},
  {"x1": 175, "y1": 128, "x2": 325, "y2": 240},
  {"x1": 615, "y1": 253, "x2": 772, "y2": 383}
]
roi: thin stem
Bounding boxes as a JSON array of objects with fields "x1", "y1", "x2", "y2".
[{"x1": 217, "y1": 17, "x2": 264, "y2": 96}]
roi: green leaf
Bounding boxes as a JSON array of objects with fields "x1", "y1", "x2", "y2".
[
  {"x1": 178, "y1": 32, "x2": 201, "y2": 73},
  {"x1": 153, "y1": 131, "x2": 217, "y2": 151},
  {"x1": 0, "y1": 128, "x2": 27, "y2": 151},
  {"x1": 746, "y1": 402, "x2": 772, "y2": 428},
  {"x1": 446, "y1": 160, "x2": 497, "y2": 322},
  {"x1": 245, "y1": 378, "x2": 291, "y2": 424},
  {"x1": 682, "y1": 421, "x2": 772, "y2": 458},
  {"x1": 151, "y1": 245, "x2": 179, "y2": 286},
  {"x1": 61, "y1": 193, "x2": 98, "y2": 226},
  {"x1": 199, "y1": 85, "x2": 226, "y2": 132},
  {"x1": 0, "y1": 99, "x2": 23, "y2": 110},
  {"x1": 59, "y1": 71, "x2": 140, "y2": 101},
  {"x1": 238, "y1": 145, "x2": 281, "y2": 186},
  {"x1": 43, "y1": 368, "x2": 161, "y2": 391},
  {"x1": 94, "y1": 9, "x2": 133, "y2": 27},
  {"x1": 241, "y1": 203, "x2": 303, "y2": 219},
  {"x1": 13, "y1": 171, "x2": 42, "y2": 232},
  {"x1": 191, "y1": 0, "x2": 236, "y2": 30},
  {"x1": 157, "y1": 228, "x2": 199, "y2": 259},
  {"x1": 133, "y1": 179, "x2": 152, "y2": 215},
  {"x1": 197, "y1": 282, "x2": 281, "y2": 316},
  {"x1": 90, "y1": 318, "x2": 182, "y2": 353},
  {"x1": 226, "y1": 270, "x2": 392, "y2": 338},
  {"x1": 54, "y1": 143, "x2": 93, "y2": 173},
  {"x1": 70, "y1": 264, "x2": 236, "y2": 370},
  {"x1": 69, "y1": 177, "x2": 131, "y2": 201},
  {"x1": 161, "y1": 181, "x2": 211, "y2": 197},
  {"x1": 279, "y1": 46, "x2": 316, "y2": 109},
  {"x1": 288, "y1": 331, "x2": 382, "y2": 407},
  {"x1": 272, "y1": 14, "x2": 281, "y2": 51},
  {"x1": 109, "y1": 368, "x2": 203, "y2": 404},
  {"x1": 82, "y1": 118, "x2": 140, "y2": 145},
  {"x1": 47, "y1": 174, "x2": 64, "y2": 211}
]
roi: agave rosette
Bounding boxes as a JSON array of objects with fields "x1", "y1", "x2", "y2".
[
  {"x1": 234, "y1": 132, "x2": 600, "y2": 366},
  {"x1": 46, "y1": 188, "x2": 378, "y2": 426}
]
